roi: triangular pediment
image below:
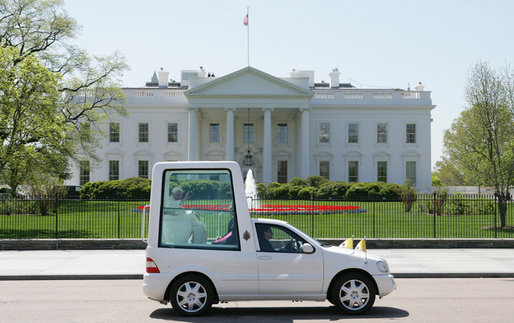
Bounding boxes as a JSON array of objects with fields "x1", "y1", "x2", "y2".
[{"x1": 185, "y1": 66, "x2": 312, "y2": 98}]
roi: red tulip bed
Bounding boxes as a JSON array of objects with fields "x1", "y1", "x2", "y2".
[
  {"x1": 134, "y1": 203, "x2": 367, "y2": 215},
  {"x1": 249, "y1": 204, "x2": 365, "y2": 215}
]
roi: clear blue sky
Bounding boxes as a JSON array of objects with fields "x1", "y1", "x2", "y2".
[{"x1": 64, "y1": 0, "x2": 514, "y2": 169}]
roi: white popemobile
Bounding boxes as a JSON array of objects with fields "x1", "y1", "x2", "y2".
[{"x1": 143, "y1": 161, "x2": 395, "y2": 316}]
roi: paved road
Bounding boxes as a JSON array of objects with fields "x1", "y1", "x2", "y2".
[{"x1": 1, "y1": 278, "x2": 514, "y2": 322}]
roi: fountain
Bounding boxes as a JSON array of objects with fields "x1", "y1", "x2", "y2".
[{"x1": 245, "y1": 169, "x2": 258, "y2": 210}]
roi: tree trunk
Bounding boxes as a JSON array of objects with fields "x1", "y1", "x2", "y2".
[{"x1": 498, "y1": 196, "x2": 507, "y2": 228}]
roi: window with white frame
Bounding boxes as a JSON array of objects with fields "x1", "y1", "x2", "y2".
[
  {"x1": 277, "y1": 123, "x2": 288, "y2": 144},
  {"x1": 138, "y1": 160, "x2": 149, "y2": 178},
  {"x1": 319, "y1": 123, "x2": 330, "y2": 143},
  {"x1": 209, "y1": 123, "x2": 220, "y2": 143},
  {"x1": 138, "y1": 122, "x2": 149, "y2": 142},
  {"x1": 109, "y1": 160, "x2": 119, "y2": 181},
  {"x1": 277, "y1": 160, "x2": 288, "y2": 183},
  {"x1": 377, "y1": 123, "x2": 387, "y2": 143},
  {"x1": 406, "y1": 161, "x2": 416, "y2": 185},
  {"x1": 377, "y1": 161, "x2": 387, "y2": 182},
  {"x1": 244, "y1": 123, "x2": 254, "y2": 143},
  {"x1": 348, "y1": 123, "x2": 359, "y2": 143},
  {"x1": 320, "y1": 161, "x2": 330, "y2": 179},
  {"x1": 406, "y1": 123, "x2": 416, "y2": 144},
  {"x1": 79, "y1": 161, "x2": 90, "y2": 186},
  {"x1": 348, "y1": 161, "x2": 358, "y2": 182},
  {"x1": 109, "y1": 122, "x2": 120, "y2": 142},
  {"x1": 168, "y1": 123, "x2": 178, "y2": 143}
]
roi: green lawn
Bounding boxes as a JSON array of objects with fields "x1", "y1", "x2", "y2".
[{"x1": 1, "y1": 199, "x2": 513, "y2": 239}]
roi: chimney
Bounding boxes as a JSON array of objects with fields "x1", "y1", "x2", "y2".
[
  {"x1": 329, "y1": 68, "x2": 340, "y2": 88},
  {"x1": 415, "y1": 82, "x2": 425, "y2": 91},
  {"x1": 158, "y1": 67, "x2": 169, "y2": 88}
]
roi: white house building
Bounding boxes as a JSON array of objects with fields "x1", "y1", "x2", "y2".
[{"x1": 67, "y1": 66, "x2": 435, "y2": 191}]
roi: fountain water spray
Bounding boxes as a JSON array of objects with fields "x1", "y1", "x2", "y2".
[{"x1": 245, "y1": 169, "x2": 258, "y2": 210}]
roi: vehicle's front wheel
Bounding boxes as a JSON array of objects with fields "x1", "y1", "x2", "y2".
[
  {"x1": 330, "y1": 272, "x2": 376, "y2": 315},
  {"x1": 169, "y1": 274, "x2": 214, "y2": 316}
]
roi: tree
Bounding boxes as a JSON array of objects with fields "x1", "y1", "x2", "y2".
[
  {"x1": 443, "y1": 61, "x2": 514, "y2": 227},
  {"x1": 432, "y1": 157, "x2": 469, "y2": 186},
  {"x1": 0, "y1": 0, "x2": 128, "y2": 195}
]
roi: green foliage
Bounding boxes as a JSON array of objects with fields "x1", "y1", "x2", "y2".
[
  {"x1": 256, "y1": 183, "x2": 266, "y2": 197},
  {"x1": 266, "y1": 185, "x2": 290, "y2": 200},
  {"x1": 289, "y1": 177, "x2": 308, "y2": 187},
  {"x1": 257, "y1": 179, "x2": 401, "y2": 201},
  {"x1": 443, "y1": 61, "x2": 514, "y2": 226},
  {"x1": 432, "y1": 157, "x2": 468, "y2": 186},
  {"x1": 393, "y1": 181, "x2": 417, "y2": 211},
  {"x1": 345, "y1": 182, "x2": 400, "y2": 200},
  {"x1": 306, "y1": 175, "x2": 329, "y2": 188},
  {"x1": 180, "y1": 179, "x2": 232, "y2": 200},
  {"x1": 315, "y1": 181, "x2": 351, "y2": 199},
  {"x1": 80, "y1": 177, "x2": 151, "y2": 200},
  {"x1": 423, "y1": 193, "x2": 495, "y2": 216},
  {"x1": 431, "y1": 174, "x2": 443, "y2": 187},
  {"x1": 0, "y1": 0, "x2": 128, "y2": 193},
  {"x1": 297, "y1": 186, "x2": 317, "y2": 200}
]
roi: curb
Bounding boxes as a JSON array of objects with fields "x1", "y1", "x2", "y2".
[
  {"x1": 2, "y1": 238, "x2": 514, "y2": 250},
  {"x1": 2, "y1": 272, "x2": 514, "y2": 281}
]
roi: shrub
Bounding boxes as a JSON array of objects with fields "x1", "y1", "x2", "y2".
[
  {"x1": 306, "y1": 176, "x2": 329, "y2": 188},
  {"x1": 289, "y1": 177, "x2": 308, "y2": 187},
  {"x1": 392, "y1": 181, "x2": 417, "y2": 211},
  {"x1": 423, "y1": 193, "x2": 495, "y2": 215},
  {"x1": 256, "y1": 183, "x2": 266, "y2": 197},
  {"x1": 298, "y1": 186, "x2": 317, "y2": 200},
  {"x1": 315, "y1": 181, "x2": 351, "y2": 199},
  {"x1": 80, "y1": 177, "x2": 151, "y2": 200},
  {"x1": 267, "y1": 185, "x2": 290, "y2": 199}
]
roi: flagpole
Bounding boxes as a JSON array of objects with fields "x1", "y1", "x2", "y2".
[{"x1": 247, "y1": 6, "x2": 250, "y2": 66}]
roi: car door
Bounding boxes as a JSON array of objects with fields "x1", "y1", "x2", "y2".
[{"x1": 255, "y1": 223, "x2": 324, "y2": 295}]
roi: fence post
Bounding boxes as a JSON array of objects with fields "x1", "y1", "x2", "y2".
[
  {"x1": 54, "y1": 193, "x2": 59, "y2": 239},
  {"x1": 372, "y1": 198, "x2": 375, "y2": 238},
  {"x1": 433, "y1": 191, "x2": 437, "y2": 238},
  {"x1": 311, "y1": 197, "x2": 315, "y2": 238},
  {"x1": 117, "y1": 191, "x2": 121, "y2": 239},
  {"x1": 494, "y1": 193, "x2": 498, "y2": 239}
]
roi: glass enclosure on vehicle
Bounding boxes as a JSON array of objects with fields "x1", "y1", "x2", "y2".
[{"x1": 159, "y1": 169, "x2": 239, "y2": 250}]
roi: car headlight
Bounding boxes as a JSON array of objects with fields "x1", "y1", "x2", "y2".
[{"x1": 376, "y1": 260, "x2": 389, "y2": 273}]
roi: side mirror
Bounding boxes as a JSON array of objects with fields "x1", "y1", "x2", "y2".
[{"x1": 302, "y1": 243, "x2": 314, "y2": 254}]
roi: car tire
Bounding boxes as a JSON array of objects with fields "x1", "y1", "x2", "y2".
[
  {"x1": 169, "y1": 274, "x2": 214, "y2": 316},
  {"x1": 330, "y1": 272, "x2": 376, "y2": 315}
]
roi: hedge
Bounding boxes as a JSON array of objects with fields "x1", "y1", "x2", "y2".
[{"x1": 259, "y1": 180, "x2": 406, "y2": 200}]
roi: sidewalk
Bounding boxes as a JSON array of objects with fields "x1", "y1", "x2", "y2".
[{"x1": 1, "y1": 249, "x2": 514, "y2": 280}]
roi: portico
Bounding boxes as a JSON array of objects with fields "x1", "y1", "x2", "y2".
[{"x1": 184, "y1": 67, "x2": 313, "y2": 184}]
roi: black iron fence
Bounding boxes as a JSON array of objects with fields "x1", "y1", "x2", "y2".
[{"x1": 0, "y1": 193, "x2": 512, "y2": 239}]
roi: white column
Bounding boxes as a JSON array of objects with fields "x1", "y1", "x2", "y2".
[
  {"x1": 263, "y1": 108, "x2": 273, "y2": 184},
  {"x1": 188, "y1": 107, "x2": 198, "y2": 160},
  {"x1": 300, "y1": 107, "x2": 310, "y2": 178},
  {"x1": 225, "y1": 108, "x2": 235, "y2": 161}
]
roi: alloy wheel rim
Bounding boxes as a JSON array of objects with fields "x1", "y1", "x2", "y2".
[
  {"x1": 176, "y1": 281, "x2": 207, "y2": 313},
  {"x1": 339, "y1": 279, "x2": 370, "y2": 311}
]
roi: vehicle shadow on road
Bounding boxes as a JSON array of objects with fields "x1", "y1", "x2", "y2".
[{"x1": 150, "y1": 305, "x2": 408, "y2": 322}]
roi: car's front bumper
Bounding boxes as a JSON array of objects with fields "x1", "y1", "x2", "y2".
[{"x1": 374, "y1": 273, "x2": 396, "y2": 298}]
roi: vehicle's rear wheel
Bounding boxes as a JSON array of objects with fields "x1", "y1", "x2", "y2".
[
  {"x1": 330, "y1": 272, "x2": 376, "y2": 315},
  {"x1": 169, "y1": 274, "x2": 213, "y2": 316}
]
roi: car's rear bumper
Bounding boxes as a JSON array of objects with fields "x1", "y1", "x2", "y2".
[{"x1": 143, "y1": 273, "x2": 172, "y2": 301}]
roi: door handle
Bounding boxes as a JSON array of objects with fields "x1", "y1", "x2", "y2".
[{"x1": 259, "y1": 255, "x2": 272, "y2": 260}]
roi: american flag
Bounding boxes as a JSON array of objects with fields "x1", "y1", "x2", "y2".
[{"x1": 243, "y1": 14, "x2": 248, "y2": 26}]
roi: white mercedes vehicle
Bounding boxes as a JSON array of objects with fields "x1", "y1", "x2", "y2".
[{"x1": 143, "y1": 161, "x2": 395, "y2": 316}]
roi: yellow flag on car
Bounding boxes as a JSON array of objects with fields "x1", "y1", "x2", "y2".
[
  {"x1": 339, "y1": 237, "x2": 353, "y2": 249},
  {"x1": 355, "y1": 239, "x2": 366, "y2": 252}
]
